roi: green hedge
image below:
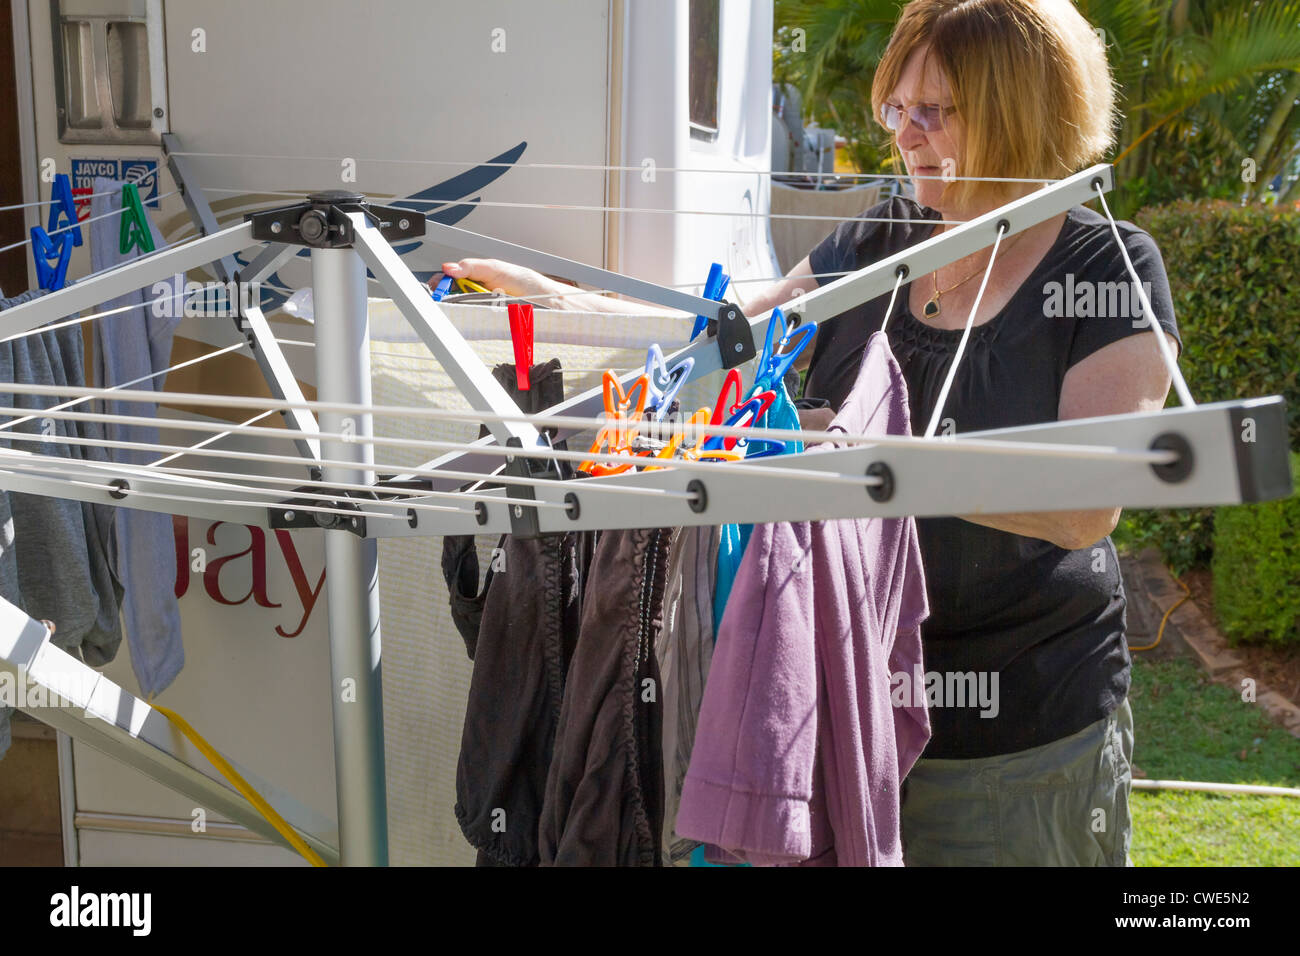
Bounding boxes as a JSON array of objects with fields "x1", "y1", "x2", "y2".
[
  {"x1": 1114, "y1": 201, "x2": 1300, "y2": 572},
  {"x1": 1211, "y1": 452, "x2": 1300, "y2": 646}
]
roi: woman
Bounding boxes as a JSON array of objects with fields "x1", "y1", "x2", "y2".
[{"x1": 438, "y1": 0, "x2": 1180, "y2": 866}]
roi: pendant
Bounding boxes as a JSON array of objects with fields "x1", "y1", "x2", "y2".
[{"x1": 923, "y1": 296, "x2": 941, "y2": 319}]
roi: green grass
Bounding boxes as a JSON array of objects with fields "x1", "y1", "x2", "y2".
[{"x1": 1128, "y1": 656, "x2": 1300, "y2": 866}]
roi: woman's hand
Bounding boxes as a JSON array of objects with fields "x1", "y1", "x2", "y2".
[{"x1": 436, "y1": 258, "x2": 558, "y2": 300}]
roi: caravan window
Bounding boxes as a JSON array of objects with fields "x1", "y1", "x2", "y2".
[{"x1": 689, "y1": 0, "x2": 720, "y2": 139}]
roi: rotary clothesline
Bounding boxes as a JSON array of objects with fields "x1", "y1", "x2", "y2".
[
  {"x1": 0, "y1": 156, "x2": 1288, "y2": 868},
  {"x1": 0, "y1": 163, "x2": 1214, "y2": 517}
]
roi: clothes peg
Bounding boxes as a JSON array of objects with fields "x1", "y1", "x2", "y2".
[
  {"x1": 702, "y1": 390, "x2": 777, "y2": 453},
  {"x1": 671, "y1": 413, "x2": 744, "y2": 465},
  {"x1": 690, "y1": 262, "x2": 731, "y2": 341},
  {"x1": 751, "y1": 307, "x2": 816, "y2": 394},
  {"x1": 47, "y1": 173, "x2": 83, "y2": 247},
  {"x1": 580, "y1": 372, "x2": 650, "y2": 476},
  {"x1": 643, "y1": 408, "x2": 712, "y2": 471},
  {"x1": 708, "y1": 369, "x2": 745, "y2": 427},
  {"x1": 119, "y1": 182, "x2": 156, "y2": 255},
  {"x1": 31, "y1": 226, "x2": 73, "y2": 291},
  {"x1": 455, "y1": 276, "x2": 492, "y2": 294},
  {"x1": 643, "y1": 344, "x2": 694, "y2": 421},
  {"x1": 506, "y1": 302, "x2": 534, "y2": 390},
  {"x1": 430, "y1": 275, "x2": 455, "y2": 301}
]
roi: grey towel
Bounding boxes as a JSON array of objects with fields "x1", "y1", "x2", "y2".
[
  {"x1": 0, "y1": 286, "x2": 124, "y2": 758},
  {"x1": 90, "y1": 178, "x2": 185, "y2": 697}
]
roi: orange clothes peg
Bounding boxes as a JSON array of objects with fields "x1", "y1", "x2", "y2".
[
  {"x1": 580, "y1": 372, "x2": 651, "y2": 476},
  {"x1": 643, "y1": 408, "x2": 712, "y2": 471},
  {"x1": 665, "y1": 407, "x2": 743, "y2": 466}
]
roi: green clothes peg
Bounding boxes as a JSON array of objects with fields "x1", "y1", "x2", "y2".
[{"x1": 119, "y1": 182, "x2": 156, "y2": 255}]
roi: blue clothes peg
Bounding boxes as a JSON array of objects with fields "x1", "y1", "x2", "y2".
[
  {"x1": 643, "y1": 344, "x2": 694, "y2": 420},
  {"x1": 430, "y1": 274, "x2": 455, "y2": 301},
  {"x1": 690, "y1": 262, "x2": 731, "y2": 341},
  {"x1": 712, "y1": 310, "x2": 816, "y2": 637},
  {"x1": 752, "y1": 307, "x2": 816, "y2": 393},
  {"x1": 31, "y1": 226, "x2": 73, "y2": 291},
  {"x1": 47, "y1": 173, "x2": 83, "y2": 247}
]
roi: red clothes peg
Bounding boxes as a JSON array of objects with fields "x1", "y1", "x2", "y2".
[
  {"x1": 507, "y1": 302, "x2": 534, "y2": 390},
  {"x1": 709, "y1": 369, "x2": 745, "y2": 426}
]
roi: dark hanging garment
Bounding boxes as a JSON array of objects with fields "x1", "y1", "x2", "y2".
[
  {"x1": 439, "y1": 358, "x2": 566, "y2": 657},
  {"x1": 453, "y1": 529, "x2": 594, "y2": 866},
  {"x1": 539, "y1": 527, "x2": 676, "y2": 867}
]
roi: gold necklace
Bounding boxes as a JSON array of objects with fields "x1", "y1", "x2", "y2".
[{"x1": 922, "y1": 230, "x2": 1024, "y2": 319}]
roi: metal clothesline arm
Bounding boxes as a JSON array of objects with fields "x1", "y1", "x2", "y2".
[
  {"x1": 0, "y1": 596, "x2": 340, "y2": 864},
  {"x1": 350, "y1": 213, "x2": 541, "y2": 449},
  {"x1": 0, "y1": 396, "x2": 1284, "y2": 538},
  {"x1": 0, "y1": 222, "x2": 257, "y2": 339},
  {"x1": 164, "y1": 132, "x2": 240, "y2": 285},
  {"x1": 371, "y1": 396, "x2": 1292, "y2": 537},
  {"x1": 403, "y1": 163, "x2": 1117, "y2": 485},
  {"x1": 162, "y1": 139, "x2": 323, "y2": 464},
  {"x1": 421, "y1": 220, "x2": 720, "y2": 317}
]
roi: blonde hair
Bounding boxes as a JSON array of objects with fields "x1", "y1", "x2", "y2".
[{"x1": 871, "y1": 0, "x2": 1116, "y2": 209}]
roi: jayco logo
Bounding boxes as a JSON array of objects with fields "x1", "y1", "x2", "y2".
[
  {"x1": 49, "y1": 886, "x2": 151, "y2": 936},
  {"x1": 173, "y1": 517, "x2": 325, "y2": 638}
]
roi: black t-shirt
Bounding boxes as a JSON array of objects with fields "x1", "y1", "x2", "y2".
[{"x1": 806, "y1": 196, "x2": 1182, "y2": 758}]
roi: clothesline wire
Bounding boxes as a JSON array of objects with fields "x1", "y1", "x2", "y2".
[
  {"x1": 195, "y1": 187, "x2": 971, "y2": 226},
  {"x1": 168, "y1": 151, "x2": 1062, "y2": 183},
  {"x1": 1092, "y1": 182, "x2": 1195, "y2": 408},
  {"x1": 877, "y1": 269, "x2": 907, "y2": 336},
  {"x1": 150, "y1": 408, "x2": 277, "y2": 469},
  {"x1": 0, "y1": 448, "x2": 478, "y2": 520},
  {"x1": 0, "y1": 183, "x2": 149, "y2": 214},
  {"x1": 83, "y1": 448, "x2": 576, "y2": 510},
  {"x1": 0, "y1": 420, "x2": 701, "y2": 502},
  {"x1": 924, "y1": 222, "x2": 1009, "y2": 439},
  {"x1": 0, "y1": 281, "x2": 210, "y2": 344},
  {"x1": 0, "y1": 401, "x2": 895, "y2": 489},
  {"x1": 0, "y1": 190, "x2": 181, "y2": 256},
  {"x1": 0, "y1": 381, "x2": 1180, "y2": 467},
  {"x1": 0, "y1": 443, "x2": 536, "y2": 514},
  {"x1": 0, "y1": 340, "x2": 245, "y2": 433},
  {"x1": 0, "y1": 442, "x2": 517, "y2": 512}
]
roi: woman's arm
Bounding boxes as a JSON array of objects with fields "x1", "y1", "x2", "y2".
[
  {"x1": 439, "y1": 258, "x2": 647, "y2": 313},
  {"x1": 956, "y1": 328, "x2": 1178, "y2": 550},
  {"x1": 440, "y1": 255, "x2": 821, "y2": 319},
  {"x1": 441, "y1": 254, "x2": 838, "y2": 427}
]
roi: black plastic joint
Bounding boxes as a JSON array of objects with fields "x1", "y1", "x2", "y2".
[
  {"x1": 246, "y1": 190, "x2": 426, "y2": 249},
  {"x1": 269, "y1": 488, "x2": 367, "y2": 537},
  {"x1": 707, "y1": 301, "x2": 757, "y2": 369}
]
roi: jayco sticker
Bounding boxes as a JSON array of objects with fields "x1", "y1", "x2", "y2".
[{"x1": 70, "y1": 158, "x2": 159, "y2": 217}]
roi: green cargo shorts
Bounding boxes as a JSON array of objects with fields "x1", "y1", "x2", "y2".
[{"x1": 900, "y1": 697, "x2": 1134, "y2": 866}]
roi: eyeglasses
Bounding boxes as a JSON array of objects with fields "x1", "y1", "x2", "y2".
[{"x1": 880, "y1": 102, "x2": 958, "y2": 133}]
